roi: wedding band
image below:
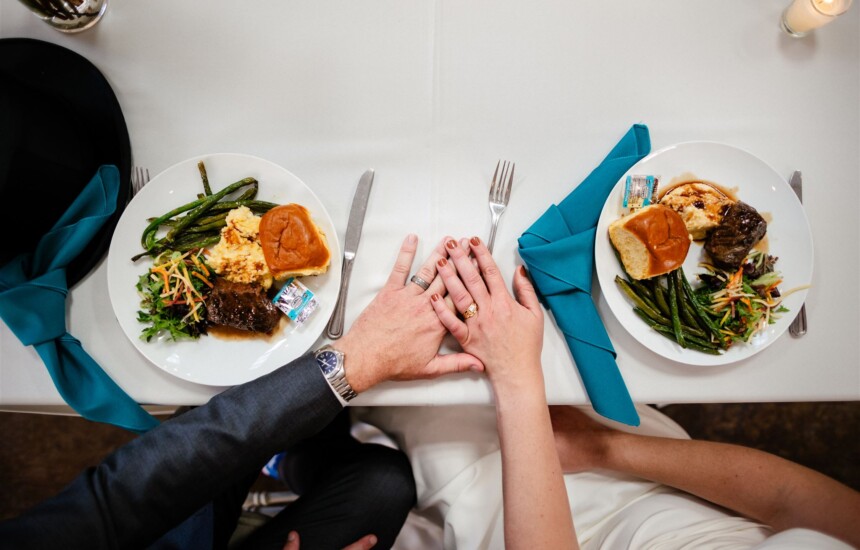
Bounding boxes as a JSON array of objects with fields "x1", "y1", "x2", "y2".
[
  {"x1": 410, "y1": 275, "x2": 431, "y2": 291},
  {"x1": 462, "y1": 302, "x2": 478, "y2": 319}
]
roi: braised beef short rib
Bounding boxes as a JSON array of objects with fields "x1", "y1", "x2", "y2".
[
  {"x1": 704, "y1": 201, "x2": 767, "y2": 270},
  {"x1": 207, "y1": 279, "x2": 281, "y2": 333}
]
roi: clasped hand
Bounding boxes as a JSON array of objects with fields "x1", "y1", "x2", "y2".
[{"x1": 340, "y1": 234, "x2": 544, "y2": 396}]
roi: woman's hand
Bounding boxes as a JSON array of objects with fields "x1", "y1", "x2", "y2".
[
  {"x1": 339, "y1": 234, "x2": 484, "y2": 393},
  {"x1": 430, "y1": 236, "x2": 544, "y2": 395}
]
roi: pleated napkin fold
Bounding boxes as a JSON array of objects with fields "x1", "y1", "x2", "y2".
[
  {"x1": 518, "y1": 125, "x2": 651, "y2": 426},
  {"x1": 0, "y1": 165, "x2": 158, "y2": 433}
]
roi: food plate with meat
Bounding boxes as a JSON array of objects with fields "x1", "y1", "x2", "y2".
[
  {"x1": 594, "y1": 142, "x2": 813, "y2": 366},
  {"x1": 107, "y1": 154, "x2": 342, "y2": 386}
]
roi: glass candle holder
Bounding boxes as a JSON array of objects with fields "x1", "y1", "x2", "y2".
[
  {"x1": 18, "y1": 0, "x2": 108, "y2": 34},
  {"x1": 781, "y1": 0, "x2": 853, "y2": 37}
]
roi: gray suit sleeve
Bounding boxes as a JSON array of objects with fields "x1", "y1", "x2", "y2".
[{"x1": 0, "y1": 352, "x2": 342, "y2": 550}]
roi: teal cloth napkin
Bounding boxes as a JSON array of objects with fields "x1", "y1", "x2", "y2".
[
  {"x1": 0, "y1": 165, "x2": 159, "y2": 433},
  {"x1": 518, "y1": 125, "x2": 651, "y2": 426}
]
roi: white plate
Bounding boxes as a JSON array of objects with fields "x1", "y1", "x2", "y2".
[
  {"x1": 595, "y1": 142, "x2": 813, "y2": 366},
  {"x1": 107, "y1": 153, "x2": 342, "y2": 386}
]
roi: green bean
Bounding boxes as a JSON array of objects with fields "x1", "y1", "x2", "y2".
[
  {"x1": 172, "y1": 233, "x2": 221, "y2": 252},
  {"x1": 667, "y1": 270, "x2": 686, "y2": 348},
  {"x1": 207, "y1": 199, "x2": 277, "y2": 214},
  {"x1": 186, "y1": 219, "x2": 228, "y2": 234},
  {"x1": 140, "y1": 197, "x2": 206, "y2": 250},
  {"x1": 147, "y1": 200, "x2": 275, "y2": 228},
  {"x1": 198, "y1": 161, "x2": 212, "y2": 196},
  {"x1": 628, "y1": 278, "x2": 654, "y2": 301},
  {"x1": 652, "y1": 277, "x2": 671, "y2": 317},
  {"x1": 674, "y1": 272, "x2": 702, "y2": 330},
  {"x1": 163, "y1": 177, "x2": 257, "y2": 245},
  {"x1": 615, "y1": 277, "x2": 670, "y2": 325},
  {"x1": 627, "y1": 278, "x2": 665, "y2": 317},
  {"x1": 632, "y1": 309, "x2": 721, "y2": 354},
  {"x1": 679, "y1": 267, "x2": 725, "y2": 342}
]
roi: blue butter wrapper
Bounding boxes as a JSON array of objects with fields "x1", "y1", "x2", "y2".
[
  {"x1": 272, "y1": 277, "x2": 319, "y2": 325},
  {"x1": 623, "y1": 175, "x2": 659, "y2": 212}
]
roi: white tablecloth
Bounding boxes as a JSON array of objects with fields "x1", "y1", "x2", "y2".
[{"x1": 1, "y1": 1, "x2": 858, "y2": 408}]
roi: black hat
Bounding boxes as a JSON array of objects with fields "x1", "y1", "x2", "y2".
[{"x1": 0, "y1": 38, "x2": 131, "y2": 287}]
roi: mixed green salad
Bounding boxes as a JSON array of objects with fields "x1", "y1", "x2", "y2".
[{"x1": 136, "y1": 249, "x2": 213, "y2": 341}]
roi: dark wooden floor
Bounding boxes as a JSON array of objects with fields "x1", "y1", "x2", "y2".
[{"x1": 1, "y1": 402, "x2": 858, "y2": 521}]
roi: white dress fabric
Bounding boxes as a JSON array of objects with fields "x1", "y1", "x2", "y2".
[{"x1": 355, "y1": 404, "x2": 851, "y2": 550}]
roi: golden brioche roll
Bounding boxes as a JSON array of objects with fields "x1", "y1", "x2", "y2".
[
  {"x1": 609, "y1": 204, "x2": 691, "y2": 280},
  {"x1": 259, "y1": 204, "x2": 331, "y2": 279}
]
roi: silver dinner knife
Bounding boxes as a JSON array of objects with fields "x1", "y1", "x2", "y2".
[
  {"x1": 788, "y1": 170, "x2": 807, "y2": 337},
  {"x1": 325, "y1": 169, "x2": 375, "y2": 339}
]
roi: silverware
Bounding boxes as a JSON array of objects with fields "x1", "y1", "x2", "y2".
[
  {"x1": 487, "y1": 160, "x2": 514, "y2": 253},
  {"x1": 325, "y1": 169, "x2": 375, "y2": 340},
  {"x1": 788, "y1": 170, "x2": 807, "y2": 337},
  {"x1": 131, "y1": 166, "x2": 150, "y2": 197}
]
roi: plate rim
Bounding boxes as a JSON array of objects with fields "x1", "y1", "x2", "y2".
[
  {"x1": 595, "y1": 140, "x2": 813, "y2": 367},
  {"x1": 107, "y1": 152, "x2": 342, "y2": 386}
]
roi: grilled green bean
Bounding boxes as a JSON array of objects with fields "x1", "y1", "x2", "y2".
[
  {"x1": 667, "y1": 270, "x2": 686, "y2": 348},
  {"x1": 198, "y1": 161, "x2": 213, "y2": 196},
  {"x1": 652, "y1": 278, "x2": 671, "y2": 317},
  {"x1": 164, "y1": 178, "x2": 257, "y2": 243},
  {"x1": 679, "y1": 267, "x2": 725, "y2": 342},
  {"x1": 632, "y1": 308, "x2": 721, "y2": 354},
  {"x1": 615, "y1": 276, "x2": 670, "y2": 325}
]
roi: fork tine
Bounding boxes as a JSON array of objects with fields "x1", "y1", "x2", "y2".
[
  {"x1": 491, "y1": 160, "x2": 501, "y2": 195},
  {"x1": 503, "y1": 162, "x2": 514, "y2": 204},
  {"x1": 495, "y1": 161, "x2": 508, "y2": 201},
  {"x1": 131, "y1": 166, "x2": 151, "y2": 196}
]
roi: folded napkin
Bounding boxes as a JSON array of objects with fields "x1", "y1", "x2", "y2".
[
  {"x1": 518, "y1": 125, "x2": 651, "y2": 426},
  {"x1": 0, "y1": 165, "x2": 158, "y2": 433}
]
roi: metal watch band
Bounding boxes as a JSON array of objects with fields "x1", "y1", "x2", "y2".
[{"x1": 314, "y1": 345, "x2": 358, "y2": 402}]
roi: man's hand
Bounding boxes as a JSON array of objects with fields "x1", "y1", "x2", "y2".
[{"x1": 338, "y1": 234, "x2": 484, "y2": 393}]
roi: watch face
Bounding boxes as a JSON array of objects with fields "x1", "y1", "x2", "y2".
[{"x1": 317, "y1": 350, "x2": 338, "y2": 375}]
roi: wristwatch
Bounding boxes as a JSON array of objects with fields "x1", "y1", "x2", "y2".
[{"x1": 313, "y1": 345, "x2": 358, "y2": 402}]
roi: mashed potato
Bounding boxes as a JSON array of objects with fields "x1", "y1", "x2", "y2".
[
  {"x1": 659, "y1": 182, "x2": 734, "y2": 240},
  {"x1": 207, "y1": 206, "x2": 273, "y2": 289}
]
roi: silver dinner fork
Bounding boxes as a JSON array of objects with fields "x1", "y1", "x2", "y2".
[
  {"x1": 131, "y1": 166, "x2": 151, "y2": 197},
  {"x1": 487, "y1": 160, "x2": 514, "y2": 253}
]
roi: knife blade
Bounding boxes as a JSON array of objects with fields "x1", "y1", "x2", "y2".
[
  {"x1": 788, "y1": 170, "x2": 807, "y2": 337},
  {"x1": 325, "y1": 169, "x2": 375, "y2": 339},
  {"x1": 789, "y1": 170, "x2": 803, "y2": 203}
]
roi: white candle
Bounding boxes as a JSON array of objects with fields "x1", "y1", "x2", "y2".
[{"x1": 781, "y1": 0, "x2": 853, "y2": 36}]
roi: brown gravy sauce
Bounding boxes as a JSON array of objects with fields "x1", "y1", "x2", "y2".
[
  {"x1": 754, "y1": 212, "x2": 773, "y2": 253},
  {"x1": 208, "y1": 315, "x2": 290, "y2": 342},
  {"x1": 658, "y1": 173, "x2": 739, "y2": 203}
]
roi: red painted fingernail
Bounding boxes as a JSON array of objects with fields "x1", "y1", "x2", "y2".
[
  {"x1": 437, "y1": 258, "x2": 448, "y2": 267},
  {"x1": 431, "y1": 293, "x2": 441, "y2": 302},
  {"x1": 446, "y1": 239, "x2": 458, "y2": 250},
  {"x1": 470, "y1": 236, "x2": 480, "y2": 246},
  {"x1": 519, "y1": 265, "x2": 527, "y2": 276}
]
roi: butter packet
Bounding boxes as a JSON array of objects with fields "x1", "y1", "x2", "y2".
[
  {"x1": 623, "y1": 175, "x2": 659, "y2": 213},
  {"x1": 272, "y1": 277, "x2": 319, "y2": 325}
]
